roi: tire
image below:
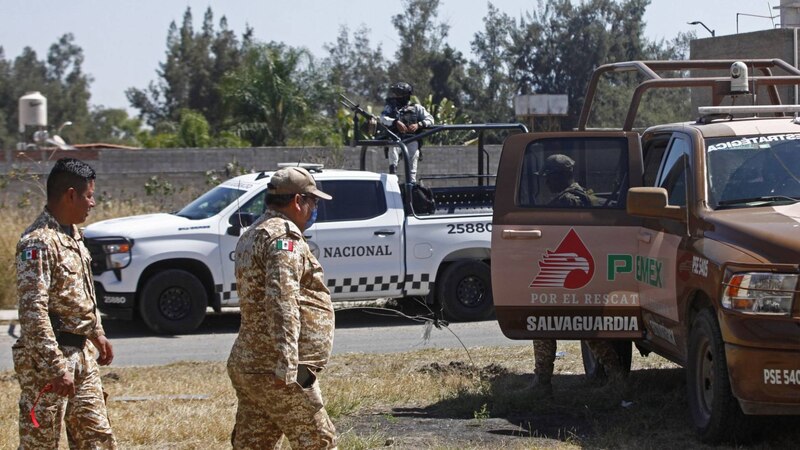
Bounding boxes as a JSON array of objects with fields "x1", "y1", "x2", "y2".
[
  {"x1": 139, "y1": 269, "x2": 208, "y2": 334},
  {"x1": 581, "y1": 340, "x2": 633, "y2": 381},
  {"x1": 686, "y1": 309, "x2": 751, "y2": 443},
  {"x1": 437, "y1": 261, "x2": 494, "y2": 322}
]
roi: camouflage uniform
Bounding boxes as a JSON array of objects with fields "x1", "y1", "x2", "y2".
[
  {"x1": 532, "y1": 155, "x2": 622, "y2": 391},
  {"x1": 532, "y1": 179, "x2": 625, "y2": 390},
  {"x1": 533, "y1": 339, "x2": 624, "y2": 386},
  {"x1": 227, "y1": 209, "x2": 336, "y2": 450},
  {"x1": 549, "y1": 182, "x2": 595, "y2": 207},
  {"x1": 13, "y1": 208, "x2": 116, "y2": 449}
]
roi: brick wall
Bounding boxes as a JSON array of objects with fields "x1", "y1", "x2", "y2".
[
  {"x1": 690, "y1": 29, "x2": 800, "y2": 109},
  {"x1": 0, "y1": 144, "x2": 503, "y2": 207}
]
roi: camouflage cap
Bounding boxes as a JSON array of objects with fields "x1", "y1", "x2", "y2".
[
  {"x1": 540, "y1": 154, "x2": 575, "y2": 175},
  {"x1": 267, "y1": 167, "x2": 332, "y2": 200}
]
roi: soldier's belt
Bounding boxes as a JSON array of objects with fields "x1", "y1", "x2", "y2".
[{"x1": 56, "y1": 332, "x2": 87, "y2": 349}]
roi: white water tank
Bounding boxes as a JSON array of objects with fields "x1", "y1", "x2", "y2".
[{"x1": 18, "y1": 91, "x2": 47, "y2": 133}]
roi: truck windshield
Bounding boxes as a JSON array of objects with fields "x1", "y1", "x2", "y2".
[
  {"x1": 706, "y1": 134, "x2": 800, "y2": 209},
  {"x1": 174, "y1": 186, "x2": 247, "y2": 219}
]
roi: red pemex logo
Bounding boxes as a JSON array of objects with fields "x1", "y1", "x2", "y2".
[{"x1": 530, "y1": 228, "x2": 595, "y2": 289}]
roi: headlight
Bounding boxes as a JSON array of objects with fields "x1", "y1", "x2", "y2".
[
  {"x1": 101, "y1": 239, "x2": 133, "y2": 269},
  {"x1": 722, "y1": 272, "x2": 797, "y2": 315}
]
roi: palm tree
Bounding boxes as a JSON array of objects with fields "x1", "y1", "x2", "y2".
[{"x1": 222, "y1": 43, "x2": 312, "y2": 146}]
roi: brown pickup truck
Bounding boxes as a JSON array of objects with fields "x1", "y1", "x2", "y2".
[{"x1": 492, "y1": 59, "x2": 800, "y2": 443}]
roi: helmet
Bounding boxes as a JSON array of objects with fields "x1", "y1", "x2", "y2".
[
  {"x1": 388, "y1": 82, "x2": 413, "y2": 99},
  {"x1": 540, "y1": 154, "x2": 575, "y2": 176}
]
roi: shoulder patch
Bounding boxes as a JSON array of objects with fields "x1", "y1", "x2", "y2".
[
  {"x1": 276, "y1": 239, "x2": 295, "y2": 252},
  {"x1": 20, "y1": 247, "x2": 40, "y2": 261}
]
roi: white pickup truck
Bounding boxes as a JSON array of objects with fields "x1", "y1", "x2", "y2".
[{"x1": 84, "y1": 165, "x2": 499, "y2": 333}]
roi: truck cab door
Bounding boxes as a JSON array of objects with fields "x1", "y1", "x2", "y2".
[
  {"x1": 218, "y1": 188, "x2": 268, "y2": 306},
  {"x1": 313, "y1": 176, "x2": 404, "y2": 299},
  {"x1": 633, "y1": 132, "x2": 693, "y2": 358},
  {"x1": 492, "y1": 132, "x2": 644, "y2": 340}
]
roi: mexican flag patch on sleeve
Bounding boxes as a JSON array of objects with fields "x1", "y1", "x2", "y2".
[
  {"x1": 21, "y1": 248, "x2": 40, "y2": 261},
  {"x1": 276, "y1": 239, "x2": 295, "y2": 251}
]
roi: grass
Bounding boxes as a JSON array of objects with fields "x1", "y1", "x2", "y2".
[
  {"x1": 0, "y1": 189, "x2": 176, "y2": 310},
  {"x1": 2, "y1": 342, "x2": 798, "y2": 449}
]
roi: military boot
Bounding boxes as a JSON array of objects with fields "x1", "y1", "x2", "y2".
[
  {"x1": 520, "y1": 375, "x2": 554, "y2": 399},
  {"x1": 596, "y1": 366, "x2": 629, "y2": 402}
]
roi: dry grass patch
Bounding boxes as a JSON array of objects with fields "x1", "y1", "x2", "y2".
[
  {"x1": 1, "y1": 343, "x2": 799, "y2": 449},
  {"x1": 0, "y1": 197, "x2": 164, "y2": 310}
]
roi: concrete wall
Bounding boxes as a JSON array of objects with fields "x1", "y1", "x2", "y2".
[
  {"x1": 690, "y1": 28, "x2": 800, "y2": 109},
  {"x1": 0, "y1": 144, "x2": 503, "y2": 208}
]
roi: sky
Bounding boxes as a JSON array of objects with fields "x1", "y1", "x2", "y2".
[{"x1": 0, "y1": 0, "x2": 784, "y2": 114}]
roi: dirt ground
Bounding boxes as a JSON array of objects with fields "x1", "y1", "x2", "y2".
[{"x1": 338, "y1": 361, "x2": 578, "y2": 449}]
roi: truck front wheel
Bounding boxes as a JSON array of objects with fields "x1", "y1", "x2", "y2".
[
  {"x1": 687, "y1": 308, "x2": 750, "y2": 443},
  {"x1": 438, "y1": 261, "x2": 494, "y2": 322},
  {"x1": 139, "y1": 269, "x2": 208, "y2": 334}
]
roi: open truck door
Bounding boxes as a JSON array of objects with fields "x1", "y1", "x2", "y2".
[{"x1": 492, "y1": 131, "x2": 644, "y2": 341}]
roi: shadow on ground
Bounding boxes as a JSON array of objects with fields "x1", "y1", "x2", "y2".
[
  {"x1": 101, "y1": 300, "x2": 472, "y2": 338},
  {"x1": 358, "y1": 364, "x2": 800, "y2": 448}
]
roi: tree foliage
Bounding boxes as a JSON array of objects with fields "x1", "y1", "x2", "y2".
[
  {"x1": 462, "y1": 3, "x2": 517, "y2": 141},
  {"x1": 0, "y1": 34, "x2": 93, "y2": 148},
  {"x1": 126, "y1": 7, "x2": 251, "y2": 130},
  {"x1": 85, "y1": 107, "x2": 143, "y2": 146},
  {"x1": 324, "y1": 25, "x2": 389, "y2": 107},
  {"x1": 222, "y1": 43, "x2": 338, "y2": 147},
  {"x1": 507, "y1": 0, "x2": 651, "y2": 129},
  {"x1": 1, "y1": 1, "x2": 700, "y2": 152},
  {"x1": 389, "y1": 0, "x2": 466, "y2": 105}
]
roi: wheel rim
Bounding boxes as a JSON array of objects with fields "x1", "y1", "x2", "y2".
[
  {"x1": 158, "y1": 287, "x2": 192, "y2": 320},
  {"x1": 694, "y1": 334, "x2": 714, "y2": 423},
  {"x1": 456, "y1": 275, "x2": 486, "y2": 308}
]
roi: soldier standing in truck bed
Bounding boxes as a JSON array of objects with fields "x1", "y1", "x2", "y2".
[{"x1": 380, "y1": 82, "x2": 434, "y2": 183}]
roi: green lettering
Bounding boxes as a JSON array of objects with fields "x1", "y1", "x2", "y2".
[
  {"x1": 655, "y1": 260, "x2": 663, "y2": 287},
  {"x1": 607, "y1": 254, "x2": 633, "y2": 281}
]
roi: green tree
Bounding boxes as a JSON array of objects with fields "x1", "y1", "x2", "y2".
[
  {"x1": 420, "y1": 95, "x2": 474, "y2": 145},
  {"x1": 0, "y1": 48, "x2": 11, "y2": 148},
  {"x1": 85, "y1": 107, "x2": 143, "y2": 146},
  {"x1": 222, "y1": 43, "x2": 338, "y2": 147},
  {"x1": 506, "y1": 0, "x2": 657, "y2": 130},
  {"x1": 126, "y1": 7, "x2": 251, "y2": 130},
  {"x1": 324, "y1": 25, "x2": 389, "y2": 106},
  {"x1": 463, "y1": 3, "x2": 516, "y2": 136},
  {"x1": 0, "y1": 34, "x2": 93, "y2": 147},
  {"x1": 47, "y1": 34, "x2": 92, "y2": 134},
  {"x1": 135, "y1": 108, "x2": 249, "y2": 148},
  {"x1": 177, "y1": 109, "x2": 210, "y2": 147},
  {"x1": 389, "y1": 0, "x2": 466, "y2": 105}
]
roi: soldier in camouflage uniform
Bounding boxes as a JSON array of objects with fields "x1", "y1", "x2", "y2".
[
  {"x1": 379, "y1": 82, "x2": 434, "y2": 183},
  {"x1": 227, "y1": 166, "x2": 337, "y2": 450},
  {"x1": 542, "y1": 154, "x2": 598, "y2": 208},
  {"x1": 13, "y1": 158, "x2": 116, "y2": 449},
  {"x1": 529, "y1": 154, "x2": 625, "y2": 397}
]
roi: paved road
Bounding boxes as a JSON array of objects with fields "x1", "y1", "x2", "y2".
[{"x1": 1, "y1": 306, "x2": 529, "y2": 371}]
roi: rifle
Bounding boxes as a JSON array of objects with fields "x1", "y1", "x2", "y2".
[{"x1": 338, "y1": 94, "x2": 399, "y2": 144}]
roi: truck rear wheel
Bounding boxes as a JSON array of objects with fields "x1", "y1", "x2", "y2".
[
  {"x1": 687, "y1": 309, "x2": 750, "y2": 443},
  {"x1": 438, "y1": 261, "x2": 494, "y2": 322},
  {"x1": 580, "y1": 340, "x2": 632, "y2": 381},
  {"x1": 139, "y1": 269, "x2": 207, "y2": 334}
]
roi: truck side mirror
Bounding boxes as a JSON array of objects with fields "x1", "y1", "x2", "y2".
[
  {"x1": 627, "y1": 187, "x2": 686, "y2": 222},
  {"x1": 227, "y1": 212, "x2": 257, "y2": 237}
]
